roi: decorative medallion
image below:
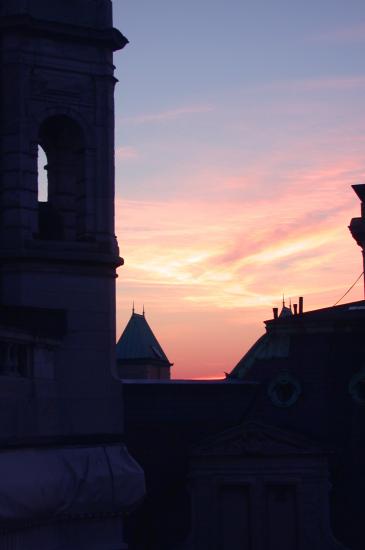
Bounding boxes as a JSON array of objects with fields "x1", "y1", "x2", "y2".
[{"x1": 268, "y1": 372, "x2": 301, "y2": 408}]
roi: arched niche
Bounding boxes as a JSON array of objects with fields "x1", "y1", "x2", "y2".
[{"x1": 37, "y1": 115, "x2": 86, "y2": 241}]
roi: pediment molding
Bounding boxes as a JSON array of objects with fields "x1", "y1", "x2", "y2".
[{"x1": 191, "y1": 421, "x2": 323, "y2": 457}]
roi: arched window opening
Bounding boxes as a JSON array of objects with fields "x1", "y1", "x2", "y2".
[
  {"x1": 37, "y1": 145, "x2": 48, "y2": 202},
  {"x1": 37, "y1": 115, "x2": 86, "y2": 241}
]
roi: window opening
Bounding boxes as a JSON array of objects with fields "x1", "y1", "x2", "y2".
[
  {"x1": 37, "y1": 115, "x2": 86, "y2": 241},
  {"x1": 37, "y1": 145, "x2": 48, "y2": 202}
]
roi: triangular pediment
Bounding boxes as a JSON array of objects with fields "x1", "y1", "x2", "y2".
[{"x1": 192, "y1": 421, "x2": 323, "y2": 457}]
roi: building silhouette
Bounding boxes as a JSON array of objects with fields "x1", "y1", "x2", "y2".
[
  {"x1": 1, "y1": 1, "x2": 365, "y2": 549},
  {"x1": 122, "y1": 187, "x2": 365, "y2": 550},
  {"x1": 117, "y1": 309, "x2": 173, "y2": 380},
  {"x1": 0, "y1": 1, "x2": 144, "y2": 547}
]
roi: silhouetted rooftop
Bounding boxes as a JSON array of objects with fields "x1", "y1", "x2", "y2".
[
  {"x1": 230, "y1": 299, "x2": 365, "y2": 380},
  {"x1": 279, "y1": 303, "x2": 292, "y2": 318},
  {"x1": 116, "y1": 312, "x2": 172, "y2": 365},
  {"x1": 266, "y1": 299, "x2": 365, "y2": 327}
]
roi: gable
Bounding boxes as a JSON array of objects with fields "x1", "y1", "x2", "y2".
[{"x1": 191, "y1": 421, "x2": 324, "y2": 457}]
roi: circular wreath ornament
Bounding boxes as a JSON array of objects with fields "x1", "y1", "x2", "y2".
[
  {"x1": 268, "y1": 373, "x2": 301, "y2": 408},
  {"x1": 349, "y1": 369, "x2": 365, "y2": 405}
]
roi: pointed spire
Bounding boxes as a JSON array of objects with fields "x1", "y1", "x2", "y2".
[
  {"x1": 116, "y1": 308, "x2": 172, "y2": 366},
  {"x1": 279, "y1": 293, "x2": 293, "y2": 318}
]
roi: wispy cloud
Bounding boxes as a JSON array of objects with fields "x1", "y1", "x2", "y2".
[
  {"x1": 115, "y1": 177, "x2": 364, "y2": 379},
  {"x1": 120, "y1": 104, "x2": 215, "y2": 125},
  {"x1": 262, "y1": 76, "x2": 365, "y2": 94},
  {"x1": 293, "y1": 76, "x2": 365, "y2": 92},
  {"x1": 312, "y1": 23, "x2": 365, "y2": 44},
  {"x1": 114, "y1": 75, "x2": 365, "y2": 379},
  {"x1": 116, "y1": 159, "x2": 363, "y2": 312}
]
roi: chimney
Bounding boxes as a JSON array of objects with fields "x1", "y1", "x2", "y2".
[
  {"x1": 293, "y1": 303, "x2": 298, "y2": 315},
  {"x1": 299, "y1": 296, "x2": 304, "y2": 315},
  {"x1": 273, "y1": 307, "x2": 278, "y2": 320}
]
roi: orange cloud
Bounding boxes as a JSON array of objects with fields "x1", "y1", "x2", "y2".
[
  {"x1": 114, "y1": 83, "x2": 365, "y2": 378},
  {"x1": 115, "y1": 150, "x2": 365, "y2": 380}
]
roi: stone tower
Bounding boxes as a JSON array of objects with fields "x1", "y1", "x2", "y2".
[
  {"x1": 0, "y1": 0, "x2": 127, "y2": 435},
  {"x1": 0, "y1": 1, "x2": 144, "y2": 547}
]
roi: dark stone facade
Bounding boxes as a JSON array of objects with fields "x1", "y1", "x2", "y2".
[
  {"x1": 0, "y1": 1, "x2": 144, "y2": 547},
  {"x1": 123, "y1": 299, "x2": 365, "y2": 549},
  {"x1": 1, "y1": 1, "x2": 364, "y2": 549}
]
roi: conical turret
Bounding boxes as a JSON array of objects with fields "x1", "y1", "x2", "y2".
[{"x1": 117, "y1": 309, "x2": 173, "y2": 380}]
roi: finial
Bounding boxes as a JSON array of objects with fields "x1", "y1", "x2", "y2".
[
  {"x1": 142, "y1": 304, "x2": 145, "y2": 317},
  {"x1": 132, "y1": 301, "x2": 135, "y2": 314},
  {"x1": 282, "y1": 293, "x2": 285, "y2": 307}
]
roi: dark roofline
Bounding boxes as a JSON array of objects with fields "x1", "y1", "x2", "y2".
[
  {"x1": 117, "y1": 357, "x2": 173, "y2": 367},
  {"x1": 0, "y1": 14, "x2": 128, "y2": 52},
  {"x1": 120, "y1": 379, "x2": 259, "y2": 385},
  {"x1": 265, "y1": 299, "x2": 365, "y2": 329}
]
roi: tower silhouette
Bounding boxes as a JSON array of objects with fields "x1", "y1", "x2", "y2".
[
  {"x1": 0, "y1": 2, "x2": 144, "y2": 546},
  {"x1": 0, "y1": 0, "x2": 128, "y2": 435}
]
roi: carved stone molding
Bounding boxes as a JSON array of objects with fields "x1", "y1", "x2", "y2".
[{"x1": 192, "y1": 421, "x2": 323, "y2": 457}]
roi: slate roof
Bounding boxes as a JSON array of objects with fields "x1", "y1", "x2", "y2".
[
  {"x1": 229, "y1": 299, "x2": 365, "y2": 379},
  {"x1": 116, "y1": 312, "x2": 172, "y2": 365},
  {"x1": 279, "y1": 304, "x2": 292, "y2": 318}
]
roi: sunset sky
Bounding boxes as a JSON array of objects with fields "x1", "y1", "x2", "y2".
[{"x1": 112, "y1": 1, "x2": 365, "y2": 379}]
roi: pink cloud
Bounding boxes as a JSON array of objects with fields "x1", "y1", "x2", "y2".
[
  {"x1": 115, "y1": 175, "x2": 364, "y2": 378},
  {"x1": 289, "y1": 76, "x2": 365, "y2": 92},
  {"x1": 312, "y1": 23, "x2": 365, "y2": 44},
  {"x1": 251, "y1": 76, "x2": 365, "y2": 97},
  {"x1": 114, "y1": 118, "x2": 365, "y2": 379}
]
